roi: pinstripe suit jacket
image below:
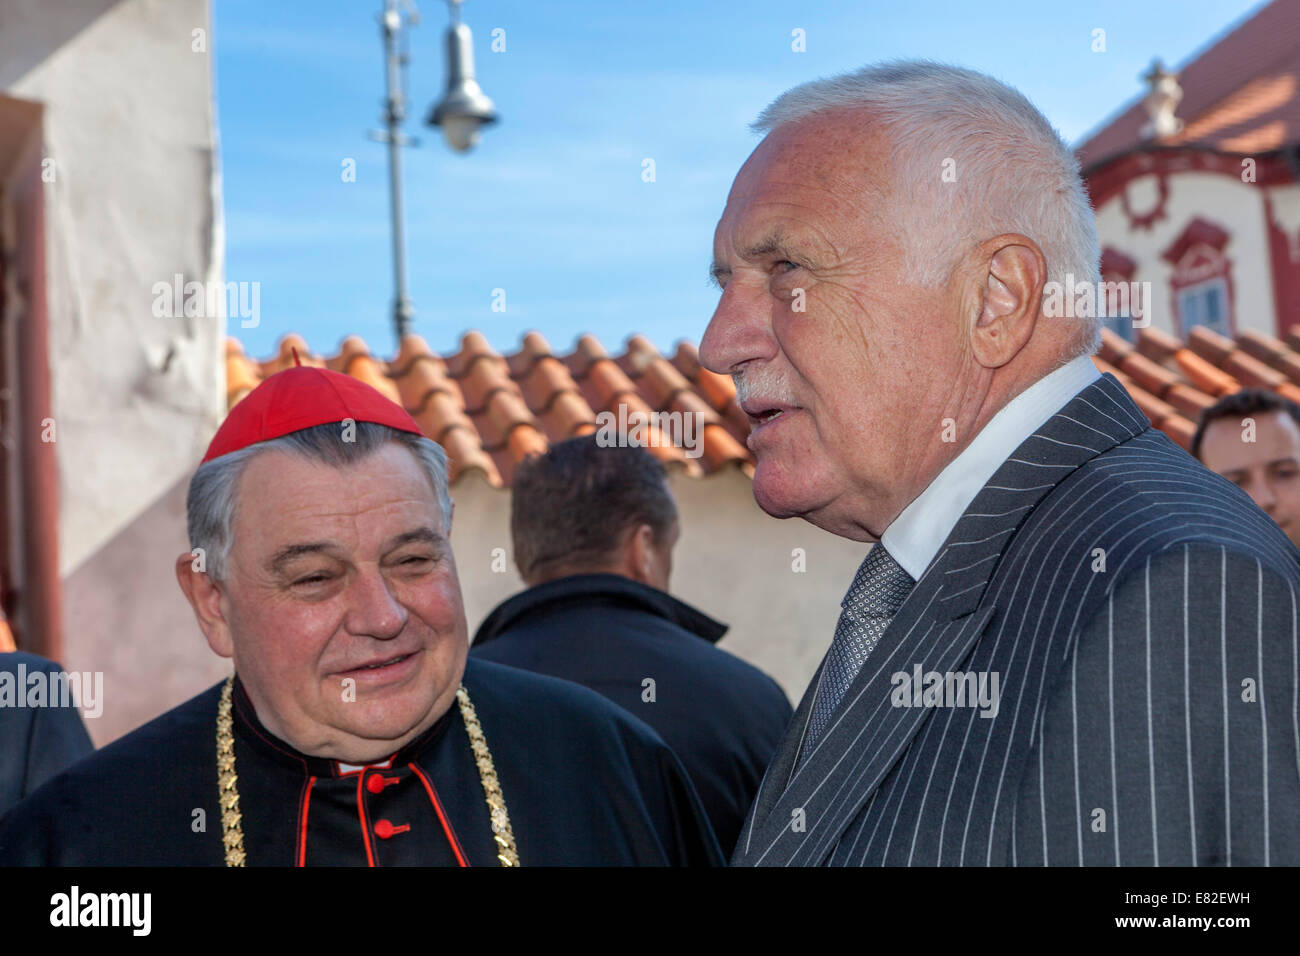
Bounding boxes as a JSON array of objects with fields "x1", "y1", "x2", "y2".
[{"x1": 732, "y1": 372, "x2": 1300, "y2": 866}]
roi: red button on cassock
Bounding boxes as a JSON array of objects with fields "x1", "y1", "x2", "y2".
[
  {"x1": 366, "y1": 774, "x2": 386, "y2": 794},
  {"x1": 373, "y1": 819, "x2": 409, "y2": 840}
]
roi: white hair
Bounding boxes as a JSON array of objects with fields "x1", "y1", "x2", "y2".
[{"x1": 753, "y1": 60, "x2": 1101, "y2": 357}]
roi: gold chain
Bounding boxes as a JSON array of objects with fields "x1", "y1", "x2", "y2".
[
  {"x1": 217, "y1": 675, "x2": 518, "y2": 867},
  {"x1": 217, "y1": 678, "x2": 246, "y2": 866},
  {"x1": 455, "y1": 685, "x2": 519, "y2": 866}
]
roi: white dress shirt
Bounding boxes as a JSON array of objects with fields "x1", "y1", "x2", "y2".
[{"x1": 880, "y1": 355, "x2": 1102, "y2": 582}]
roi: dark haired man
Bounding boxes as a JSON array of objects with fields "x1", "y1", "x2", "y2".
[
  {"x1": 471, "y1": 435, "x2": 792, "y2": 854},
  {"x1": 1193, "y1": 388, "x2": 1300, "y2": 547}
]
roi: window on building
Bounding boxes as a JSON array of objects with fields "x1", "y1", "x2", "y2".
[
  {"x1": 1161, "y1": 217, "x2": 1234, "y2": 340},
  {"x1": 1176, "y1": 277, "x2": 1231, "y2": 337}
]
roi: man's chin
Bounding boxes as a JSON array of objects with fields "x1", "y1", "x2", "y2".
[
  {"x1": 325, "y1": 701, "x2": 442, "y2": 761},
  {"x1": 751, "y1": 465, "x2": 817, "y2": 520},
  {"x1": 322, "y1": 675, "x2": 459, "y2": 760}
]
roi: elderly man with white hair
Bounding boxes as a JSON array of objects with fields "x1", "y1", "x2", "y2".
[{"x1": 703, "y1": 60, "x2": 1300, "y2": 866}]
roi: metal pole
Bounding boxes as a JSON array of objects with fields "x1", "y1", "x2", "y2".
[{"x1": 381, "y1": 0, "x2": 414, "y2": 343}]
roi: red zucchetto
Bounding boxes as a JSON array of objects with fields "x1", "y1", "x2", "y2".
[{"x1": 202, "y1": 365, "x2": 423, "y2": 463}]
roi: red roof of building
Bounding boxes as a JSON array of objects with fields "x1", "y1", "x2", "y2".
[
  {"x1": 1093, "y1": 323, "x2": 1300, "y2": 450},
  {"x1": 225, "y1": 320, "x2": 1300, "y2": 480},
  {"x1": 225, "y1": 332, "x2": 753, "y2": 486},
  {"x1": 1076, "y1": 0, "x2": 1300, "y2": 170}
]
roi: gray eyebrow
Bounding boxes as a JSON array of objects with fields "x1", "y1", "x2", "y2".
[
  {"x1": 267, "y1": 526, "x2": 446, "y2": 574},
  {"x1": 739, "y1": 234, "x2": 790, "y2": 260},
  {"x1": 386, "y1": 527, "x2": 447, "y2": 552},
  {"x1": 709, "y1": 231, "x2": 794, "y2": 288},
  {"x1": 268, "y1": 542, "x2": 335, "y2": 573}
]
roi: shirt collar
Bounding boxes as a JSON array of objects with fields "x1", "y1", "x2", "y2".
[{"x1": 881, "y1": 355, "x2": 1101, "y2": 581}]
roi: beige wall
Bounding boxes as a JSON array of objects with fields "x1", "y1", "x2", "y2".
[
  {"x1": 1, "y1": 0, "x2": 223, "y2": 741},
  {"x1": 0, "y1": 0, "x2": 225, "y2": 577},
  {"x1": 62, "y1": 476, "x2": 229, "y2": 746},
  {"x1": 451, "y1": 466, "x2": 864, "y2": 704}
]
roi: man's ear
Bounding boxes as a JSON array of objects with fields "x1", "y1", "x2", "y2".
[
  {"x1": 175, "y1": 553, "x2": 234, "y2": 658},
  {"x1": 969, "y1": 235, "x2": 1046, "y2": 370},
  {"x1": 625, "y1": 523, "x2": 659, "y2": 587}
]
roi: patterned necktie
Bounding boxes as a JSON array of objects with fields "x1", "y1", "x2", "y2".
[{"x1": 800, "y1": 544, "x2": 915, "y2": 762}]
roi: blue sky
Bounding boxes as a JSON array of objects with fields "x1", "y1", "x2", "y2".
[{"x1": 214, "y1": 0, "x2": 1267, "y2": 361}]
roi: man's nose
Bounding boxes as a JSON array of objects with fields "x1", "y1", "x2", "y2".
[
  {"x1": 345, "y1": 568, "x2": 407, "y2": 640},
  {"x1": 699, "y1": 281, "x2": 777, "y2": 375}
]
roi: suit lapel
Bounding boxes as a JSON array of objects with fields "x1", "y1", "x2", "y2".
[
  {"x1": 732, "y1": 373, "x2": 1150, "y2": 866},
  {"x1": 732, "y1": 658, "x2": 822, "y2": 860}
]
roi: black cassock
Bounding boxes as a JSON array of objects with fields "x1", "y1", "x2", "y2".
[{"x1": 0, "y1": 658, "x2": 723, "y2": 866}]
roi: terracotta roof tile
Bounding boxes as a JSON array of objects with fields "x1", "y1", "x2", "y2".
[
  {"x1": 475, "y1": 389, "x2": 541, "y2": 451},
  {"x1": 1098, "y1": 327, "x2": 1135, "y2": 365},
  {"x1": 410, "y1": 389, "x2": 471, "y2": 445},
  {"x1": 537, "y1": 391, "x2": 599, "y2": 441},
  {"x1": 1231, "y1": 329, "x2": 1300, "y2": 385},
  {"x1": 226, "y1": 322, "x2": 1300, "y2": 485},
  {"x1": 565, "y1": 334, "x2": 611, "y2": 380},
  {"x1": 1174, "y1": 348, "x2": 1239, "y2": 396},
  {"x1": 393, "y1": 356, "x2": 457, "y2": 415},
  {"x1": 224, "y1": 339, "x2": 261, "y2": 410},
  {"x1": 1135, "y1": 327, "x2": 1184, "y2": 364},
  {"x1": 1088, "y1": 323, "x2": 1300, "y2": 449},
  {"x1": 1222, "y1": 350, "x2": 1287, "y2": 389},
  {"x1": 1187, "y1": 326, "x2": 1237, "y2": 366},
  {"x1": 1165, "y1": 383, "x2": 1216, "y2": 418},
  {"x1": 224, "y1": 331, "x2": 755, "y2": 487},
  {"x1": 1237, "y1": 335, "x2": 1300, "y2": 387},
  {"x1": 1118, "y1": 351, "x2": 1181, "y2": 397}
]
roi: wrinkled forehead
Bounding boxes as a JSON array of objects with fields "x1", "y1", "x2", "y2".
[
  {"x1": 234, "y1": 445, "x2": 448, "y2": 543},
  {"x1": 719, "y1": 109, "x2": 895, "y2": 233}
]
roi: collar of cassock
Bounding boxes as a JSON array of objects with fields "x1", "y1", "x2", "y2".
[{"x1": 229, "y1": 675, "x2": 456, "y2": 778}]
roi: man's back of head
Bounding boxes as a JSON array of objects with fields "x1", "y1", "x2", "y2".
[{"x1": 510, "y1": 436, "x2": 680, "y2": 590}]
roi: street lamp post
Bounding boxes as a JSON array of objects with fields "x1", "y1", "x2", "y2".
[{"x1": 374, "y1": 0, "x2": 497, "y2": 346}]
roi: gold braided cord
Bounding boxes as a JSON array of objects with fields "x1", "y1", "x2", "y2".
[
  {"x1": 456, "y1": 685, "x2": 519, "y2": 866},
  {"x1": 217, "y1": 677, "x2": 246, "y2": 866},
  {"x1": 216, "y1": 676, "x2": 517, "y2": 867}
]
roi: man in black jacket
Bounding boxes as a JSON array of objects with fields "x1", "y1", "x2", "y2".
[
  {"x1": 471, "y1": 436, "x2": 792, "y2": 854},
  {"x1": 0, "y1": 651, "x2": 94, "y2": 817}
]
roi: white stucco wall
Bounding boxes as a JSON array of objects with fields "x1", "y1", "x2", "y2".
[
  {"x1": 452, "y1": 467, "x2": 866, "y2": 704},
  {"x1": 0, "y1": 0, "x2": 224, "y2": 578},
  {"x1": 1268, "y1": 181, "x2": 1300, "y2": 267},
  {"x1": 1093, "y1": 171, "x2": 1283, "y2": 337}
]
